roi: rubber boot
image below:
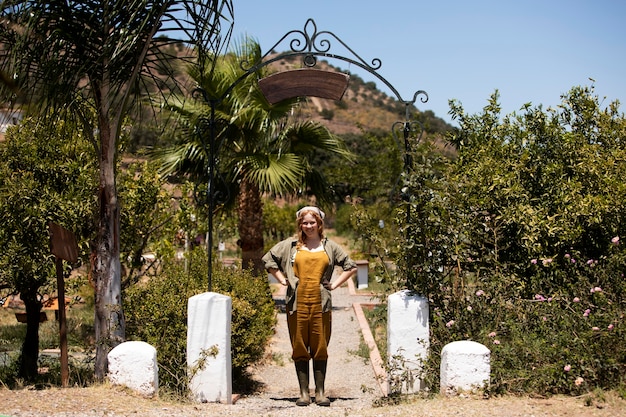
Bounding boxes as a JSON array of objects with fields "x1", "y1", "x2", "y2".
[
  {"x1": 294, "y1": 361, "x2": 311, "y2": 406},
  {"x1": 313, "y1": 360, "x2": 330, "y2": 406}
]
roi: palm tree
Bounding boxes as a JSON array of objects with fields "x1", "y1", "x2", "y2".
[
  {"x1": 0, "y1": 0, "x2": 234, "y2": 379},
  {"x1": 158, "y1": 38, "x2": 354, "y2": 271}
]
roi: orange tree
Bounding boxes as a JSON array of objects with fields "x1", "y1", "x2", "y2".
[
  {"x1": 396, "y1": 85, "x2": 626, "y2": 394},
  {"x1": 0, "y1": 116, "x2": 97, "y2": 381}
]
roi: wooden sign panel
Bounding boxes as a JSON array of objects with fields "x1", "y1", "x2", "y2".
[
  {"x1": 48, "y1": 222, "x2": 78, "y2": 263},
  {"x1": 259, "y1": 69, "x2": 350, "y2": 104}
]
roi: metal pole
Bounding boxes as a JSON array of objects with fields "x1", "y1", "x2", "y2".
[{"x1": 207, "y1": 100, "x2": 216, "y2": 292}]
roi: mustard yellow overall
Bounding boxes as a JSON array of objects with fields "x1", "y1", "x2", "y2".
[{"x1": 288, "y1": 249, "x2": 331, "y2": 362}]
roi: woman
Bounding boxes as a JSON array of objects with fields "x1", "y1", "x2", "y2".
[{"x1": 262, "y1": 206, "x2": 357, "y2": 407}]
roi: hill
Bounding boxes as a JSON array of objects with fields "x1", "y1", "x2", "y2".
[{"x1": 126, "y1": 51, "x2": 456, "y2": 155}]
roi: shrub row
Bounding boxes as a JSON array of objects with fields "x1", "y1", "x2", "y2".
[{"x1": 124, "y1": 247, "x2": 276, "y2": 396}]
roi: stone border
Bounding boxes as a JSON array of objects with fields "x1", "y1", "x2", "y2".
[{"x1": 347, "y1": 279, "x2": 388, "y2": 397}]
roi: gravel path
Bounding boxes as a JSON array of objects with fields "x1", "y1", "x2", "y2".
[{"x1": 235, "y1": 279, "x2": 383, "y2": 415}]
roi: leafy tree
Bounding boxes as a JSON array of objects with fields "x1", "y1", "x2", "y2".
[
  {"x1": 396, "y1": 85, "x2": 626, "y2": 393},
  {"x1": 0, "y1": 116, "x2": 97, "y2": 380},
  {"x1": 317, "y1": 131, "x2": 403, "y2": 206},
  {"x1": 157, "y1": 38, "x2": 353, "y2": 272},
  {"x1": 118, "y1": 159, "x2": 178, "y2": 289},
  {"x1": 0, "y1": 0, "x2": 234, "y2": 378},
  {"x1": 262, "y1": 199, "x2": 298, "y2": 248}
]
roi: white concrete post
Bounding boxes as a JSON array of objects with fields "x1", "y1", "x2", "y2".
[
  {"x1": 387, "y1": 290, "x2": 429, "y2": 394},
  {"x1": 187, "y1": 292, "x2": 232, "y2": 404},
  {"x1": 355, "y1": 260, "x2": 369, "y2": 289},
  {"x1": 440, "y1": 340, "x2": 490, "y2": 395}
]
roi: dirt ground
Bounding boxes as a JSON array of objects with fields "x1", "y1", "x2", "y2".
[{"x1": 1, "y1": 384, "x2": 626, "y2": 417}]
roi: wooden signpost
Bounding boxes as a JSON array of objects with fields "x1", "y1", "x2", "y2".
[{"x1": 48, "y1": 222, "x2": 78, "y2": 388}]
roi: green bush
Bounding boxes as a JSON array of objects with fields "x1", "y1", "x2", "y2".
[
  {"x1": 319, "y1": 108, "x2": 334, "y2": 120},
  {"x1": 425, "y1": 242, "x2": 626, "y2": 394},
  {"x1": 334, "y1": 203, "x2": 354, "y2": 235},
  {"x1": 386, "y1": 85, "x2": 626, "y2": 395},
  {"x1": 124, "y1": 247, "x2": 276, "y2": 396}
]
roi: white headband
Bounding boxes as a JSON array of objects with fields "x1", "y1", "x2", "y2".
[{"x1": 296, "y1": 206, "x2": 325, "y2": 220}]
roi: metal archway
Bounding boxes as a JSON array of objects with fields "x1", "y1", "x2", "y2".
[{"x1": 196, "y1": 18, "x2": 428, "y2": 291}]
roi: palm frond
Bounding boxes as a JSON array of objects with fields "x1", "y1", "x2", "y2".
[
  {"x1": 0, "y1": 1, "x2": 234, "y2": 121},
  {"x1": 282, "y1": 121, "x2": 355, "y2": 160},
  {"x1": 156, "y1": 36, "x2": 356, "y2": 205},
  {"x1": 238, "y1": 153, "x2": 306, "y2": 195},
  {"x1": 156, "y1": 141, "x2": 207, "y2": 178}
]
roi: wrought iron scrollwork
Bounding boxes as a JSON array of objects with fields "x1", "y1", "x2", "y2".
[
  {"x1": 392, "y1": 119, "x2": 425, "y2": 171},
  {"x1": 390, "y1": 117, "x2": 425, "y2": 204},
  {"x1": 194, "y1": 18, "x2": 429, "y2": 292},
  {"x1": 258, "y1": 19, "x2": 382, "y2": 72},
  {"x1": 191, "y1": 86, "x2": 211, "y2": 104},
  {"x1": 410, "y1": 90, "x2": 430, "y2": 105}
]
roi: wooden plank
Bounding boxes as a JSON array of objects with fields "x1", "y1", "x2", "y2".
[
  {"x1": 259, "y1": 69, "x2": 350, "y2": 104},
  {"x1": 48, "y1": 222, "x2": 78, "y2": 263},
  {"x1": 353, "y1": 302, "x2": 389, "y2": 397}
]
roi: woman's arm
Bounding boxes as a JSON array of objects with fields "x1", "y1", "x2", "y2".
[
  {"x1": 329, "y1": 267, "x2": 357, "y2": 290},
  {"x1": 323, "y1": 239, "x2": 357, "y2": 290},
  {"x1": 268, "y1": 267, "x2": 288, "y2": 286},
  {"x1": 263, "y1": 239, "x2": 293, "y2": 287}
]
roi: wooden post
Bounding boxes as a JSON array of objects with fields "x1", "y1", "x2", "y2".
[
  {"x1": 48, "y1": 223, "x2": 78, "y2": 388},
  {"x1": 55, "y1": 257, "x2": 69, "y2": 387}
]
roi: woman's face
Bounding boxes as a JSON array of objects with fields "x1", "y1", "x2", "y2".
[{"x1": 300, "y1": 213, "x2": 320, "y2": 239}]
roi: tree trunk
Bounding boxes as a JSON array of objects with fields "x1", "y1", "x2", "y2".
[
  {"x1": 237, "y1": 179, "x2": 265, "y2": 273},
  {"x1": 19, "y1": 287, "x2": 41, "y2": 381},
  {"x1": 92, "y1": 117, "x2": 125, "y2": 381}
]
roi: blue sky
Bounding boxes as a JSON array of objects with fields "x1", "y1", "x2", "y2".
[{"x1": 229, "y1": 0, "x2": 626, "y2": 125}]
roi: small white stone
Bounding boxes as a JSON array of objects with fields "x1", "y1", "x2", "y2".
[
  {"x1": 107, "y1": 341, "x2": 158, "y2": 397},
  {"x1": 440, "y1": 340, "x2": 490, "y2": 395}
]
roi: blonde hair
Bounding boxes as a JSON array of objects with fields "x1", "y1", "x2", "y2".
[{"x1": 295, "y1": 209, "x2": 325, "y2": 248}]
